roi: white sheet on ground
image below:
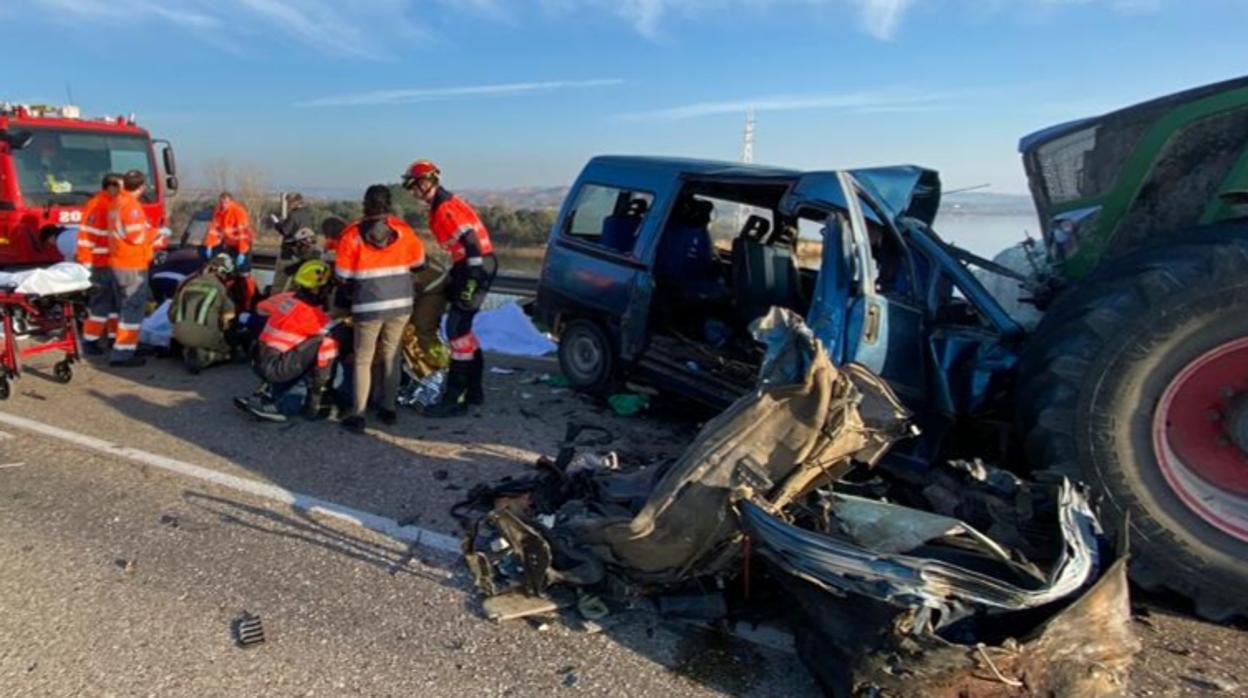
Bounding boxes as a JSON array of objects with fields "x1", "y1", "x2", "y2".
[
  {"x1": 141, "y1": 300, "x2": 173, "y2": 348},
  {"x1": 466, "y1": 302, "x2": 555, "y2": 357},
  {"x1": 0, "y1": 262, "x2": 92, "y2": 296}
]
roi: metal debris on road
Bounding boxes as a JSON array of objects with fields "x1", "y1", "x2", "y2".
[
  {"x1": 232, "y1": 612, "x2": 266, "y2": 648},
  {"x1": 454, "y1": 313, "x2": 1140, "y2": 694}
]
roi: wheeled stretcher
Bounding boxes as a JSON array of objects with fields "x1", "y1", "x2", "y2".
[{"x1": 0, "y1": 263, "x2": 92, "y2": 399}]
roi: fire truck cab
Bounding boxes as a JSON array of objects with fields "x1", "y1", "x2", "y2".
[{"x1": 0, "y1": 103, "x2": 177, "y2": 268}]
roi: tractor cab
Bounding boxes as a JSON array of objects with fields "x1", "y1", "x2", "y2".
[{"x1": 535, "y1": 157, "x2": 1021, "y2": 430}]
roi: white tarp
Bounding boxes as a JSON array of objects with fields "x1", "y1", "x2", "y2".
[
  {"x1": 467, "y1": 302, "x2": 556, "y2": 357},
  {"x1": 0, "y1": 262, "x2": 91, "y2": 296},
  {"x1": 140, "y1": 299, "x2": 174, "y2": 348}
]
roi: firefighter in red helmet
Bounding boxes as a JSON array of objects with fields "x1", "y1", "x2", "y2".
[{"x1": 403, "y1": 160, "x2": 497, "y2": 417}]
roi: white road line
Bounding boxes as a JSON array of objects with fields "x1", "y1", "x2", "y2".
[
  {"x1": 0, "y1": 462, "x2": 25, "y2": 469},
  {"x1": 0, "y1": 411, "x2": 460, "y2": 554}
]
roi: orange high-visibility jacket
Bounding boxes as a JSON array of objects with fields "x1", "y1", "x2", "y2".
[
  {"x1": 76, "y1": 190, "x2": 114, "y2": 268},
  {"x1": 334, "y1": 215, "x2": 425, "y2": 321},
  {"x1": 205, "y1": 200, "x2": 253, "y2": 254},
  {"x1": 429, "y1": 193, "x2": 493, "y2": 266},
  {"x1": 108, "y1": 191, "x2": 154, "y2": 271},
  {"x1": 257, "y1": 291, "x2": 335, "y2": 355}
]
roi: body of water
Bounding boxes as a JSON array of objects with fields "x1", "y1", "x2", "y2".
[{"x1": 934, "y1": 213, "x2": 1041, "y2": 259}]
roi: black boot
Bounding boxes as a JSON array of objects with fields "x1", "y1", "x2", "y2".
[
  {"x1": 466, "y1": 350, "x2": 484, "y2": 406},
  {"x1": 424, "y1": 360, "x2": 470, "y2": 418},
  {"x1": 304, "y1": 380, "x2": 327, "y2": 420}
]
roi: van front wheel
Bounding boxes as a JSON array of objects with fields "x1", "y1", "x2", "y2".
[{"x1": 558, "y1": 319, "x2": 615, "y2": 395}]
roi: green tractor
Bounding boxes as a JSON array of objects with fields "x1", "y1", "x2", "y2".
[{"x1": 1016, "y1": 75, "x2": 1248, "y2": 619}]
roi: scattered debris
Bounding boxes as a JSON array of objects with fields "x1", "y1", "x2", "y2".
[
  {"x1": 232, "y1": 612, "x2": 265, "y2": 648},
  {"x1": 1180, "y1": 674, "x2": 1240, "y2": 693},
  {"x1": 158, "y1": 511, "x2": 181, "y2": 528},
  {"x1": 454, "y1": 311, "x2": 1140, "y2": 694},
  {"x1": 489, "y1": 366, "x2": 518, "y2": 375},
  {"x1": 114, "y1": 557, "x2": 136, "y2": 575},
  {"x1": 0, "y1": 462, "x2": 25, "y2": 469},
  {"x1": 482, "y1": 590, "x2": 562, "y2": 622}
]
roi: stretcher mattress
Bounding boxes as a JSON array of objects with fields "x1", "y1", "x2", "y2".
[{"x1": 0, "y1": 263, "x2": 92, "y2": 296}]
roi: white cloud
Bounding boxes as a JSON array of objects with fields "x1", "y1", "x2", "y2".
[
  {"x1": 28, "y1": 0, "x2": 1165, "y2": 54},
  {"x1": 620, "y1": 88, "x2": 953, "y2": 120},
  {"x1": 295, "y1": 79, "x2": 625, "y2": 108}
]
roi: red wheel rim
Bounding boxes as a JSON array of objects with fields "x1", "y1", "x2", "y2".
[{"x1": 1154, "y1": 336, "x2": 1248, "y2": 542}]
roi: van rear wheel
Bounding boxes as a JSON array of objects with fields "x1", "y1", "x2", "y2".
[{"x1": 558, "y1": 319, "x2": 615, "y2": 395}]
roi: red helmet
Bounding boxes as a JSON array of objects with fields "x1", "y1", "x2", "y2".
[{"x1": 402, "y1": 160, "x2": 440, "y2": 188}]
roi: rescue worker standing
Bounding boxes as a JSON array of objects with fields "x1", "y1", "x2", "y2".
[
  {"x1": 170, "y1": 254, "x2": 237, "y2": 373},
  {"x1": 107, "y1": 170, "x2": 155, "y2": 367},
  {"x1": 335, "y1": 185, "x2": 425, "y2": 433},
  {"x1": 402, "y1": 160, "x2": 497, "y2": 417},
  {"x1": 237, "y1": 260, "x2": 339, "y2": 422},
  {"x1": 79, "y1": 173, "x2": 123, "y2": 354},
  {"x1": 272, "y1": 192, "x2": 317, "y2": 292},
  {"x1": 204, "y1": 192, "x2": 256, "y2": 309}
]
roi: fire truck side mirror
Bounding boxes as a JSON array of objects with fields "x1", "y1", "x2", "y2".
[
  {"x1": 162, "y1": 145, "x2": 177, "y2": 176},
  {"x1": 0, "y1": 129, "x2": 33, "y2": 150},
  {"x1": 166, "y1": 175, "x2": 180, "y2": 193}
]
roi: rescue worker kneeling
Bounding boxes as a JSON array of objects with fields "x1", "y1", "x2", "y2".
[
  {"x1": 235, "y1": 261, "x2": 339, "y2": 422},
  {"x1": 170, "y1": 254, "x2": 237, "y2": 374}
]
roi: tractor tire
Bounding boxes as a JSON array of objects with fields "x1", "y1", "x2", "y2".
[
  {"x1": 1017, "y1": 235, "x2": 1248, "y2": 621},
  {"x1": 557, "y1": 319, "x2": 616, "y2": 395}
]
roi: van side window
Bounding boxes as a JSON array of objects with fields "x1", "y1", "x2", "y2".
[{"x1": 564, "y1": 184, "x2": 654, "y2": 256}]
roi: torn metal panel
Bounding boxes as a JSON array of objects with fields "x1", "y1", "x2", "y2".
[
  {"x1": 780, "y1": 555, "x2": 1137, "y2": 697},
  {"x1": 740, "y1": 479, "x2": 1100, "y2": 623},
  {"x1": 557, "y1": 342, "x2": 912, "y2": 585},
  {"x1": 821, "y1": 492, "x2": 1014, "y2": 559}
]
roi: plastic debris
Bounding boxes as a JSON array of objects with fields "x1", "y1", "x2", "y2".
[{"x1": 607, "y1": 393, "x2": 650, "y2": 417}]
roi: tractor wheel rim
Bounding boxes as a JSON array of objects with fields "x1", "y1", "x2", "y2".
[{"x1": 1154, "y1": 336, "x2": 1248, "y2": 543}]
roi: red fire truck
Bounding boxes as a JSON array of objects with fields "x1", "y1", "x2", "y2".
[{"x1": 0, "y1": 103, "x2": 177, "y2": 267}]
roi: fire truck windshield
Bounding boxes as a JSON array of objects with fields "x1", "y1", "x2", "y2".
[{"x1": 13, "y1": 127, "x2": 156, "y2": 207}]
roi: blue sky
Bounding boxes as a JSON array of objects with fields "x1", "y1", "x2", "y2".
[{"x1": 5, "y1": 0, "x2": 1246, "y2": 194}]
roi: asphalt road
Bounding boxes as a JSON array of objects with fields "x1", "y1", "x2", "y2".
[
  {"x1": 0, "y1": 354, "x2": 817, "y2": 697},
  {"x1": 1, "y1": 353, "x2": 1245, "y2": 696}
]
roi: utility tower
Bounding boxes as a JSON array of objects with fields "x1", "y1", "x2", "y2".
[
  {"x1": 741, "y1": 107, "x2": 756, "y2": 164},
  {"x1": 737, "y1": 108, "x2": 757, "y2": 231}
]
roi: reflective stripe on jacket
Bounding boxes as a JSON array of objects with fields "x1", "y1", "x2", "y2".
[
  {"x1": 429, "y1": 192, "x2": 493, "y2": 266},
  {"x1": 256, "y1": 292, "x2": 333, "y2": 353},
  {"x1": 334, "y1": 215, "x2": 425, "y2": 321},
  {"x1": 77, "y1": 191, "x2": 114, "y2": 267},
  {"x1": 108, "y1": 191, "x2": 154, "y2": 271}
]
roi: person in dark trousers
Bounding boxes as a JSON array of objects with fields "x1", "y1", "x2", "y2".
[
  {"x1": 235, "y1": 260, "x2": 340, "y2": 422},
  {"x1": 402, "y1": 160, "x2": 498, "y2": 417},
  {"x1": 334, "y1": 185, "x2": 425, "y2": 433}
]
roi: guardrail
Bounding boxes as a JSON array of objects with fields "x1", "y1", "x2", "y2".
[{"x1": 250, "y1": 252, "x2": 539, "y2": 298}]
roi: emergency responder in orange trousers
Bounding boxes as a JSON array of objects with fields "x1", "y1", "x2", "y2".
[
  {"x1": 335, "y1": 185, "x2": 426, "y2": 433},
  {"x1": 79, "y1": 172, "x2": 122, "y2": 354},
  {"x1": 236, "y1": 260, "x2": 340, "y2": 423},
  {"x1": 107, "y1": 170, "x2": 155, "y2": 367},
  {"x1": 204, "y1": 192, "x2": 257, "y2": 309},
  {"x1": 402, "y1": 160, "x2": 497, "y2": 417}
]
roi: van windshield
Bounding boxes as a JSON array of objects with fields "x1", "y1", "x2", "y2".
[{"x1": 13, "y1": 127, "x2": 156, "y2": 206}]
